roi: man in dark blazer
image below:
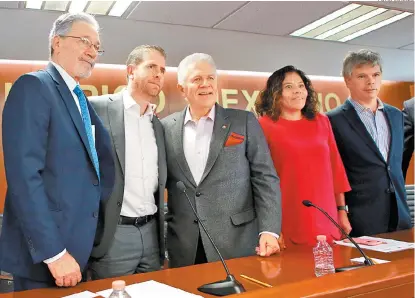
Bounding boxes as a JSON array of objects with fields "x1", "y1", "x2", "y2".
[
  {"x1": 162, "y1": 53, "x2": 282, "y2": 268},
  {"x1": 88, "y1": 45, "x2": 167, "y2": 279},
  {"x1": 402, "y1": 97, "x2": 414, "y2": 179},
  {"x1": 327, "y1": 49, "x2": 412, "y2": 237},
  {"x1": 0, "y1": 13, "x2": 114, "y2": 291}
]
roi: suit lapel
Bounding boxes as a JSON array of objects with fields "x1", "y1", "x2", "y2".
[
  {"x1": 45, "y1": 63, "x2": 94, "y2": 165},
  {"x1": 108, "y1": 93, "x2": 126, "y2": 176},
  {"x1": 172, "y1": 108, "x2": 197, "y2": 187},
  {"x1": 382, "y1": 105, "x2": 394, "y2": 164},
  {"x1": 343, "y1": 99, "x2": 385, "y2": 162},
  {"x1": 199, "y1": 104, "x2": 231, "y2": 184}
]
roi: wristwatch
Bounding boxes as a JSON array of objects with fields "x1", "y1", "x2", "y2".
[{"x1": 337, "y1": 205, "x2": 349, "y2": 213}]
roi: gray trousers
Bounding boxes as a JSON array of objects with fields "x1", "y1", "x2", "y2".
[{"x1": 89, "y1": 218, "x2": 160, "y2": 279}]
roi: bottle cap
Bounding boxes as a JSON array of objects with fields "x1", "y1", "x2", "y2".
[
  {"x1": 112, "y1": 280, "x2": 126, "y2": 291},
  {"x1": 317, "y1": 235, "x2": 327, "y2": 241}
]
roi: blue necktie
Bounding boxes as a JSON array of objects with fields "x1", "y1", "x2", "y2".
[{"x1": 73, "y1": 85, "x2": 100, "y2": 179}]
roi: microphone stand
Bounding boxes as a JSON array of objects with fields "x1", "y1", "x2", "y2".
[
  {"x1": 177, "y1": 181, "x2": 246, "y2": 296},
  {"x1": 302, "y1": 200, "x2": 374, "y2": 272}
]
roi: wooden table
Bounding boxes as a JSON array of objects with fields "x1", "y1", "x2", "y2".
[{"x1": 1, "y1": 229, "x2": 413, "y2": 298}]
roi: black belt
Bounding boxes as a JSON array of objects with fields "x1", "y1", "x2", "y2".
[{"x1": 118, "y1": 214, "x2": 155, "y2": 227}]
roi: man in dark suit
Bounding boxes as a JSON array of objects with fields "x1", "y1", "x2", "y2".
[
  {"x1": 0, "y1": 13, "x2": 115, "y2": 291},
  {"x1": 162, "y1": 53, "x2": 282, "y2": 268},
  {"x1": 402, "y1": 98, "x2": 414, "y2": 179},
  {"x1": 327, "y1": 49, "x2": 412, "y2": 237},
  {"x1": 88, "y1": 45, "x2": 167, "y2": 279}
]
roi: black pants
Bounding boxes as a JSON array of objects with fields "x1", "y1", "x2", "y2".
[
  {"x1": 388, "y1": 193, "x2": 398, "y2": 232},
  {"x1": 194, "y1": 235, "x2": 207, "y2": 264}
]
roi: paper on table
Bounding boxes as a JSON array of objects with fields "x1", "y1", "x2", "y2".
[
  {"x1": 96, "y1": 280, "x2": 203, "y2": 298},
  {"x1": 350, "y1": 257, "x2": 390, "y2": 264},
  {"x1": 334, "y1": 236, "x2": 415, "y2": 253},
  {"x1": 61, "y1": 291, "x2": 98, "y2": 298}
]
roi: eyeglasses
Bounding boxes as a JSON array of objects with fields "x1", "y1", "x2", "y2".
[{"x1": 60, "y1": 35, "x2": 105, "y2": 56}]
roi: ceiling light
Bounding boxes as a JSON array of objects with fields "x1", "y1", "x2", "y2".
[
  {"x1": 86, "y1": 1, "x2": 113, "y2": 15},
  {"x1": 68, "y1": 0, "x2": 88, "y2": 13},
  {"x1": 25, "y1": 0, "x2": 42, "y2": 9},
  {"x1": 291, "y1": 3, "x2": 361, "y2": 36},
  {"x1": 315, "y1": 8, "x2": 387, "y2": 39},
  {"x1": 108, "y1": 0, "x2": 133, "y2": 17},
  {"x1": 339, "y1": 12, "x2": 413, "y2": 42},
  {"x1": 43, "y1": 1, "x2": 69, "y2": 11}
]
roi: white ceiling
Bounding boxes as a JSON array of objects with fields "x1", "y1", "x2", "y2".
[
  {"x1": 348, "y1": 15, "x2": 414, "y2": 49},
  {"x1": 0, "y1": 1, "x2": 413, "y2": 81},
  {"x1": 128, "y1": 1, "x2": 247, "y2": 27},
  {"x1": 214, "y1": 1, "x2": 347, "y2": 35}
]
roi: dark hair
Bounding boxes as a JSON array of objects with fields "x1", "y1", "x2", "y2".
[{"x1": 255, "y1": 65, "x2": 320, "y2": 121}]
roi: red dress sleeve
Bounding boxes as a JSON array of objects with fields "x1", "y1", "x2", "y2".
[{"x1": 323, "y1": 114, "x2": 351, "y2": 194}]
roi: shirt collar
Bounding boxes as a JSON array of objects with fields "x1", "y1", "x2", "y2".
[
  {"x1": 348, "y1": 97, "x2": 384, "y2": 112},
  {"x1": 123, "y1": 90, "x2": 156, "y2": 120},
  {"x1": 184, "y1": 104, "x2": 216, "y2": 125},
  {"x1": 51, "y1": 61, "x2": 78, "y2": 92}
]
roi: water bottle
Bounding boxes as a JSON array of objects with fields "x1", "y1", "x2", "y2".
[
  {"x1": 313, "y1": 235, "x2": 335, "y2": 277},
  {"x1": 109, "y1": 280, "x2": 132, "y2": 298}
]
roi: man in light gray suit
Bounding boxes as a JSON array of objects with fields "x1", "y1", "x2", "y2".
[
  {"x1": 88, "y1": 45, "x2": 167, "y2": 278},
  {"x1": 162, "y1": 53, "x2": 282, "y2": 268}
]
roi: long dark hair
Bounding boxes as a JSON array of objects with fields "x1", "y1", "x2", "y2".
[{"x1": 255, "y1": 65, "x2": 320, "y2": 121}]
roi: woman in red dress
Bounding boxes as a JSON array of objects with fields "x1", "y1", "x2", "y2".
[{"x1": 255, "y1": 65, "x2": 351, "y2": 246}]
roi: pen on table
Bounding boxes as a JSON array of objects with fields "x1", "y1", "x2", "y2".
[{"x1": 240, "y1": 274, "x2": 273, "y2": 288}]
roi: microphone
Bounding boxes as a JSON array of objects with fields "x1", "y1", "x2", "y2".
[
  {"x1": 176, "y1": 181, "x2": 246, "y2": 296},
  {"x1": 302, "y1": 200, "x2": 374, "y2": 272}
]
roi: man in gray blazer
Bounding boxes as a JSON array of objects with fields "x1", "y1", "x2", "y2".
[
  {"x1": 402, "y1": 97, "x2": 414, "y2": 179},
  {"x1": 88, "y1": 45, "x2": 167, "y2": 278},
  {"x1": 162, "y1": 53, "x2": 282, "y2": 268}
]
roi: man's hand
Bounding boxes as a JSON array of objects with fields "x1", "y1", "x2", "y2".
[
  {"x1": 47, "y1": 252, "x2": 82, "y2": 287},
  {"x1": 255, "y1": 234, "x2": 281, "y2": 257},
  {"x1": 338, "y1": 211, "x2": 352, "y2": 236}
]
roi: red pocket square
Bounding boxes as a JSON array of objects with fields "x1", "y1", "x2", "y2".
[{"x1": 225, "y1": 132, "x2": 245, "y2": 147}]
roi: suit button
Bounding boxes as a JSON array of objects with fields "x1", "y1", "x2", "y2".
[
  {"x1": 387, "y1": 166, "x2": 391, "y2": 171},
  {"x1": 93, "y1": 211, "x2": 98, "y2": 218},
  {"x1": 194, "y1": 219, "x2": 198, "y2": 223},
  {"x1": 196, "y1": 192, "x2": 201, "y2": 197},
  {"x1": 93, "y1": 179, "x2": 99, "y2": 186},
  {"x1": 117, "y1": 202, "x2": 122, "y2": 207}
]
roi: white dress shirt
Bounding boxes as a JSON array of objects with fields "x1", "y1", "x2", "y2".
[
  {"x1": 182, "y1": 105, "x2": 279, "y2": 240},
  {"x1": 51, "y1": 61, "x2": 81, "y2": 113},
  {"x1": 183, "y1": 105, "x2": 215, "y2": 185},
  {"x1": 44, "y1": 62, "x2": 82, "y2": 264},
  {"x1": 121, "y1": 90, "x2": 158, "y2": 217}
]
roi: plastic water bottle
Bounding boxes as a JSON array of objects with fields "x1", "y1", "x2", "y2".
[
  {"x1": 313, "y1": 235, "x2": 335, "y2": 277},
  {"x1": 109, "y1": 280, "x2": 132, "y2": 298}
]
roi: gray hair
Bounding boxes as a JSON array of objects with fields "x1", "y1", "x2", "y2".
[
  {"x1": 177, "y1": 53, "x2": 217, "y2": 85},
  {"x1": 49, "y1": 12, "x2": 100, "y2": 58},
  {"x1": 342, "y1": 49, "x2": 383, "y2": 77}
]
